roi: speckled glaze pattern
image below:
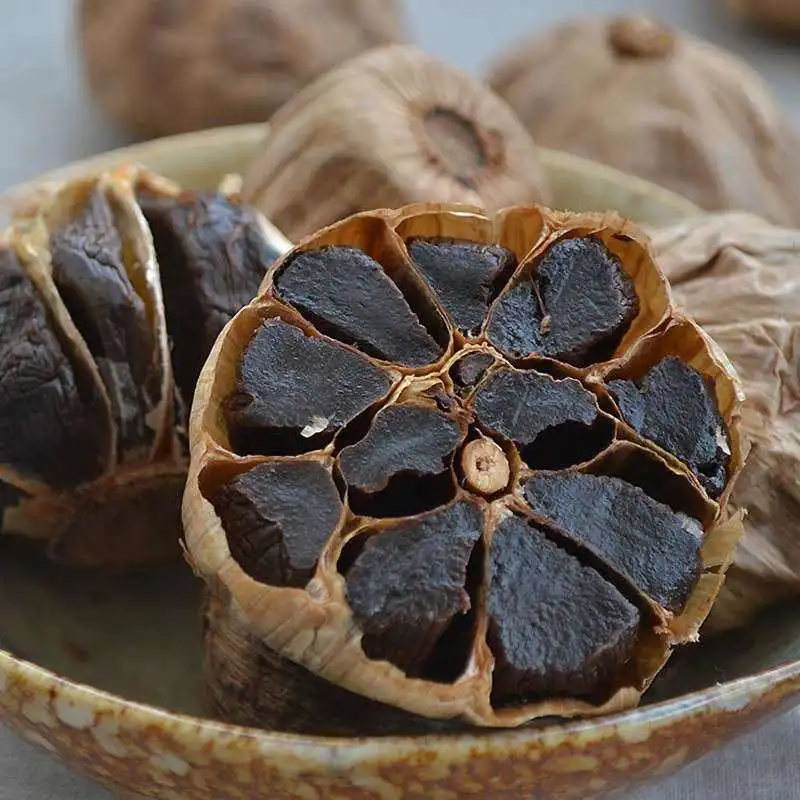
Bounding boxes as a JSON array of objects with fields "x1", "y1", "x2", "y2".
[
  {"x1": 0, "y1": 127, "x2": 797, "y2": 800},
  {"x1": 1, "y1": 651, "x2": 800, "y2": 799}
]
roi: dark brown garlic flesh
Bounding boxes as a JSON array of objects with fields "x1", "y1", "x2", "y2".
[
  {"x1": 184, "y1": 204, "x2": 745, "y2": 733},
  {"x1": 0, "y1": 167, "x2": 289, "y2": 566}
]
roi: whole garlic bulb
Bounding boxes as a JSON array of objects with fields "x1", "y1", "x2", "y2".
[
  {"x1": 240, "y1": 45, "x2": 552, "y2": 241},
  {"x1": 486, "y1": 15, "x2": 800, "y2": 227},
  {"x1": 77, "y1": 0, "x2": 407, "y2": 138}
]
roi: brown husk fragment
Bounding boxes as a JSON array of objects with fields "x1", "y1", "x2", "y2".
[
  {"x1": 78, "y1": 0, "x2": 408, "y2": 139},
  {"x1": 652, "y1": 212, "x2": 800, "y2": 630},
  {"x1": 0, "y1": 165, "x2": 289, "y2": 567},
  {"x1": 240, "y1": 45, "x2": 552, "y2": 241},
  {"x1": 184, "y1": 203, "x2": 744, "y2": 731},
  {"x1": 486, "y1": 15, "x2": 800, "y2": 226}
]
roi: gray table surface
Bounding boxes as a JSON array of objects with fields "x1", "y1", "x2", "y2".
[{"x1": 1, "y1": 0, "x2": 800, "y2": 798}]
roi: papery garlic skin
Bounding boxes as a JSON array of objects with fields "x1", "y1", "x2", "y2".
[
  {"x1": 241, "y1": 45, "x2": 552, "y2": 241},
  {"x1": 487, "y1": 16, "x2": 800, "y2": 228},
  {"x1": 653, "y1": 211, "x2": 800, "y2": 630}
]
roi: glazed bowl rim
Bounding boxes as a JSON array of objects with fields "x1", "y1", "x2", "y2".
[
  {"x1": 2, "y1": 123, "x2": 702, "y2": 220},
  {"x1": 2, "y1": 647, "x2": 799, "y2": 756},
  {"x1": 3, "y1": 123, "x2": 796, "y2": 759}
]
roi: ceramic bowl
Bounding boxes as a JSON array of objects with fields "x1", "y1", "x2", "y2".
[{"x1": 1, "y1": 125, "x2": 799, "y2": 800}]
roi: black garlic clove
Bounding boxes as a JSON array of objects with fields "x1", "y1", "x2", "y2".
[
  {"x1": 339, "y1": 402, "x2": 463, "y2": 517},
  {"x1": 487, "y1": 515, "x2": 641, "y2": 703},
  {"x1": 49, "y1": 188, "x2": 156, "y2": 458},
  {"x1": 524, "y1": 472, "x2": 703, "y2": 612},
  {"x1": 139, "y1": 191, "x2": 280, "y2": 405},
  {"x1": 450, "y1": 352, "x2": 496, "y2": 390},
  {"x1": 471, "y1": 367, "x2": 611, "y2": 469},
  {"x1": 343, "y1": 500, "x2": 483, "y2": 677},
  {"x1": 212, "y1": 460, "x2": 342, "y2": 587},
  {"x1": 487, "y1": 236, "x2": 638, "y2": 366},
  {"x1": 275, "y1": 246, "x2": 442, "y2": 367},
  {"x1": 607, "y1": 356, "x2": 730, "y2": 497},
  {"x1": 406, "y1": 238, "x2": 516, "y2": 336},
  {"x1": 0, "y1": 248, "x2": 112, "y2": 489},
  {"x1": 225, "y1": 319, "x2": 391, "y2": 455}
]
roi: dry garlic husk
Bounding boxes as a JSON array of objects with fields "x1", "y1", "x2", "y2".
[
  {"x1": 240, "y1": 45, "x2": 552, "y2": 241},
  {"x1": 0, "y1": 167, "x2": 289, "y2": 567},
  {"x1": 184, "y1": 203, "x2": 744, "y2": 734},
  {"x1": 486, "y1": 15, "x2": 800, "y2": 227},
  {"x1": 78, "y1": 0, "x2": 407, "y2": 138},
  {"x1": 652, "y1": 212, "x2": 800, "y2": 631},
  {"x1": 728, "y1": 0, "x2": 800, "y2": 34}
]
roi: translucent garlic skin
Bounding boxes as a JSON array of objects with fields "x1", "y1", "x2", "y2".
[{"x1": 487, "y1": 15, "x2": 800, "y2": 228}]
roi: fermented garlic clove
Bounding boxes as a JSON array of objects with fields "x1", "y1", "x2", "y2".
[
  {"x1": 132, "y1": 170, "x2": 290, "y2": 407},
  {"x1": 2, "y1": 175, "x2": 178, "y2": 564},
  {"x1": 0, "y1": 167, "x2": 289, "y2": 567},
  {"x1": 486, "y1": 237, "x2": 639, "y2": 366},
  {"x1": 0, "y1": 238, "x2": 113, "y2": 492},
  {"x1": 487, "y1": 515, "x2": 641, "y2": 702},
  {"x1": 184, "y1": 203, "x2": 745, "y2": 734}
]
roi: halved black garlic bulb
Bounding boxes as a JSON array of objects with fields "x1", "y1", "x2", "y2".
[{"x1": 185, "y1": 203, "x2": 745, "y2": 733}]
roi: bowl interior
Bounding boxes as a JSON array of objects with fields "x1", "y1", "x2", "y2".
[
  {"x1": 2, "y1": 534, "x2": 799, "y2": 722},
  {"x1": 1, "y1": 124, "x2": 796, "y2": 730}
]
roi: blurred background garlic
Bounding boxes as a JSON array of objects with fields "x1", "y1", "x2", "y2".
[
  {"x1": 487, "y1": 15, "x2": 800, "y2": 227},
  {"x1": 77, "y1": 0, "x2": 408, "y2": 138},
  {"x1": 727, "y1": 0, "x2": 800, "y2": 35}
]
